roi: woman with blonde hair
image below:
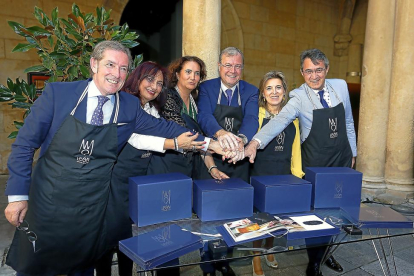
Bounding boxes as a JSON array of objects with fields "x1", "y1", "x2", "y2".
[{"x1": 251, "y1": 71, "x2": 304, "y2": 276}]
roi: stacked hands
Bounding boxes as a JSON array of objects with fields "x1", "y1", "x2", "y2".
[
  {"x1": 174, "y1": 130, "x2": 259, "y2": 181},
  {"x1": 178, "y1": 129, "x2": 259, "y2": 163}
]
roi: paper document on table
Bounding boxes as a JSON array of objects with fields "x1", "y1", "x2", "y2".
[{"x1": 290, "y1": 215, "x2": 335, "y2": 231}]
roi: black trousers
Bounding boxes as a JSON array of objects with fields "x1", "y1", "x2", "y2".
[
  {"x1": 95, "y1": 247, "x2": 133, "y2": 276},
  {"x1": 306, "y1": 236, "x2": 332, "y2": 264}
]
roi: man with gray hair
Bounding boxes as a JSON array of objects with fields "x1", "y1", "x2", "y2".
[
  {"x1": 197, "y1": 47, "x2": 259, "y2": 183},
  {"x1": 4, "y1": 40, "x2": 199, "y2": 276},
  {"x1": 245, "y1": 48, "x2": 357, "y2": 275}
]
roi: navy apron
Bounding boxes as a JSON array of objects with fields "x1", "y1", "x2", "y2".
[
  {"x1": 6, "y1": 85, "x2": 119, "y2": 275},
  {"x1": 250, "y1": 118, "x2": 295, "y2": 177},
  {"x1": 212, "y1": 86, "x2": 249, "y2": 182},
  {"x1": 147, "y1": 114, "x2": 198, "y2": 178},
  {"x1": 102, "y1": 142, "x2": 152, "y2": 253},
  {"x1": 301, "y1": 82, "x2": 353, "y2": 169}
]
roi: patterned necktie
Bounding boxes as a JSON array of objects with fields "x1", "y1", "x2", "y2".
[
  {"x1": 226, "y1": 89, "x2": 232, "y2": 106},
  {"x1": 318, "y1": 90, "x2": 329, "y2": 108},
  {"x1": 91, "y1": 96, "x2": 109, "y2": 125}
]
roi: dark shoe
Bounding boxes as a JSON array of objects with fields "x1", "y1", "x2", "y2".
[
  {"x1": 216, "y1": 264, "x2": 236, "y2": 276},
  {"x1": 306, "y1": 262, "x2": 323, "y2": 276},
  {"x1": 325, "y1": 256, "x2": 343, "y2": 272}
]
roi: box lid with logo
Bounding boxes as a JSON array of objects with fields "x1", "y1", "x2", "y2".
[
  {"x1": 251, "y1": 175, "x2": 312, "y2": 214},
  {"x1": 193, "y1": 178, "x2": 254, "y2": 222},
  {"x1": 129, "y1": 173, "x2": 192, "y2": 227},
  {"x1": 119, "y1": 224, "x2": 203, "y2": 269},
  {"x1": 305, "y1": 167, "x2": 362, "y2": 221}
]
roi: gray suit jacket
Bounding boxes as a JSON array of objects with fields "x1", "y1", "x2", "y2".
[{"x1": 253, "y1": 79, "x2": 357, "y2": 157}]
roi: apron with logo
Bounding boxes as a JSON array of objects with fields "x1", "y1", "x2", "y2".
[
  {"x1": 250, "y1": 118, "x2": 295, "y2": 177},
  {"x1": 212, "y1": 86, "x2": 249, "y2": 182},
  {"x1": 301, "y1": 83, "x2": 353, "y2": 169},
  {"x1": 6, "y1": 86, "x2": 119, "y2": 275}
]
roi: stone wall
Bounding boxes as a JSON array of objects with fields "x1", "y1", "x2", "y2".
[{"x1": 230, "y1": 0, "x2": 367, "y2": 89}]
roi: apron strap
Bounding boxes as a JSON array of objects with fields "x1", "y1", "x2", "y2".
[
  {"x1": 326, "y1": 81, "x2": 342, "y2": 103},
  {"x1": 217, "y1": 84, "x2": 242, "y2": 106},
  {"x1": 304, "y1": 81, "x2": 342, "y2": 110},
  {"x1": 70, "y1": 84, "x2": 89, "y2": 116},
  {"x1": 70, "y1": 83, "x2": 120, "y2": 124}
]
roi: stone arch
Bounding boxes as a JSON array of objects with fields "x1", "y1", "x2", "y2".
[{"x1": 221, "y1": 0, "x2": 244, "y2": 53}]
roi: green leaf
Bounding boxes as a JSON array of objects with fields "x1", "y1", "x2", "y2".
[
  {"x1": 42, "y1": 55, "x2": 54, "y2": 70},
  {"x1": 8, "y1": 21, "x2": 31, "y2": 37},
  {"x1": 8, "y1": 131, "x2": 19, "y2": 139},
  {"x1": 13, "y1": 121, "x2": 24, "y2": 130},
  {"x1": 79, "y1": 65, "x2": 90, "y2": 78},
  {"x1": 14, "y1": 94, "x2": 27, "y2": 102},
  {"x1": 27, "y1": 84, "x2": 37, "y2": 100},
  {"x1": 96, "y1": 6, "x2": 102, "y2": 25},
  {"x1": 51, "y1": 7, "x2": 59, "y2": 26},
  {"x1": 0, "y1": 96, "x2": 14, "y2": 102},
  {"x1": 34, "y1": 7, "x2": 43, "y2": 24},
  {"x1": 121, "y1": 40, "x2": 139, "y2": 48},
  {"x1": 24, "y1": 65, "x2": 47, "y2": 73},
  {"x1": 26, "y1": 26, "x2": 51, "y2": 37},
  {"x1": 68, "y1": 65, "x2": 78, "y2": 78},
  {"x1": 11, "y1": 101, "x2": 31, "y2": 108},
  {"x1": 7, "y1": 78, "x2": 14, "y2": 91},
  {"x1": 48, "y1": 36, "x2": 54, "y2": 48},
  {"x1": 72, "y1": 3, "x2": 81, "y2": 17},
  {"x1": 12, "y1": 43, "x2": 37, "y2": 52},
  {"x1": 48, "y1": 74, "x2": 58, "y2": 83}
]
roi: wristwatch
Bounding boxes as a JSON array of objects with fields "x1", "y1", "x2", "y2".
[{"x1": 237, "y1": 133, "x2": 248, "y2": 145}]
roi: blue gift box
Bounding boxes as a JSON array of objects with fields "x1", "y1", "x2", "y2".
[
  {"x1": 119, "y1": 224, "x2": 203, "y2": 270},
  {"x1": 251, "y1": 175, "x2": 312, "y2": 214},
  {"x1": 358, "y1": 205, "x2": 414, "y2": 228},
  {"x1": 305, "y1": 167, "x2": 362, "y2": 221},
  {"x1": 193, "y1": 178, "x2": 254, "y2": 222},
  {"x1": 129, "y1": 173, "x2": 192, "y2": 227}
]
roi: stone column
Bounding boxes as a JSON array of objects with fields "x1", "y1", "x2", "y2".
[
  {"x1": 182, "y1": 0, "x2": 221, "y2": 80},
  {"x1": 346, "y1": 43, "x2": 362, "y2": 84},
  {"x1": 384, "y1": 0, "x2": 414, "y2": 197},
  {"x1": 356, "y1": 0, "x2": 395, "y2": 194}
]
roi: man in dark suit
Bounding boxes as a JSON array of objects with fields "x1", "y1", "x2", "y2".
[
  {"x1": 197, "y1": 47, "x2": 259, "y2": 183},
  {"x1": 3, "y1": 41, "x2": 200, "y2": 276}
]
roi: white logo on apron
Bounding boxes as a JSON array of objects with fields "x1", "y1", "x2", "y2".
[
  {"x1": 329, "y1": 118, "x2": 338, "y2": 138},
  {"x1": 224, "y1": 117, "x2": 234, "y2": 132},
  {"x1": 77, "y1": 139, "x2": 94, "y2": 164},
  {"x1": 274, "y1": 132, "x2": 285, "y2": 151},
  {"x1": 161, "y1": 190, "x2": 171, "y2": 211}
]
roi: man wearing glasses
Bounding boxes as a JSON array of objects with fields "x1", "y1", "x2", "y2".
[
  {"x1": 245, "y1": 48, "x2": 357, "y2": 276},
  {"x1": 197, "y1": 47, "x2": 259, "y2": 183}
]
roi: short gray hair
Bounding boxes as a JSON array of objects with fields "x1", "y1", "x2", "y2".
[
  {"x1": 300, "y1": 48, "x2": 329, "y2": 71},
  {"x1": 90, "y1": 40, "x2": 132, "y2": 74},
  {"x1": 219, "y1": 47, "x2": 244, "y2": 65}
]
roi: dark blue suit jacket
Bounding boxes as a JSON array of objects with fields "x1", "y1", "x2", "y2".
[
  {"x1": 197, "y1": 78, "x2": 259, "y2": 141},
  {"x1": 5, "y1": 79, "x2": 192, "y2": 196}
]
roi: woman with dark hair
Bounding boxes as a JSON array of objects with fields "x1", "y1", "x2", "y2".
[
  {"x1": 251, "y1": 71, "x2": 304, "y2": 276},
  {"x1": 147, "y1": 56, "x2": 228, "y2": 179},
  {"x1": 96, "y1": 61, "x2": 223, "y2": 276}
]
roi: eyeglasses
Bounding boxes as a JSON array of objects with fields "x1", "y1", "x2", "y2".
[
  {"x1": 17, "y1": 220, "x2": 38, "y2": 252},
  {"x1": 220, "y1": 63, "x2": 244, "y2": 71},
  {"x1": 145, "y1": 76, "x2": 164, "y2": 89},
  {"x1": 302, "y1": 68, "x2": 326, "y2": 76}
]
